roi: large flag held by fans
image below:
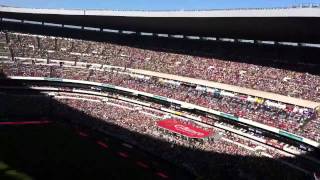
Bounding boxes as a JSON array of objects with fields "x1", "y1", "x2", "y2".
[{"x1": 157, "y1": 119, "x2": 212, "y2": 139}]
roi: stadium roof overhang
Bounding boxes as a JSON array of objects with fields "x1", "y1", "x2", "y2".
[{"x1": 1, "y1": 7, "x2": 320, "y2": 43}]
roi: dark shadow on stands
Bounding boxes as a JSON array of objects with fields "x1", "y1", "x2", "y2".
[
  {"x1": 0, "y1": 72, "x2": 319, "y2": 180},
  {"x1": 1, "y1": 22, "x2": 320, "y2": 75}
]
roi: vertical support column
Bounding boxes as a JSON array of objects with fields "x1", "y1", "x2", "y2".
[
  {"x1": 5, "y1": 32, "x2": 10, "y2": 44},
  {"x1": 17, "y1": 35, "x2": 21, "y2": 44},
  {"x1": 71, "y1": 41, "x2": 74, "y2": 52},
  {"x1": 37, "y1": 36, "x2": 41, "y2": 49},
  {"x1": 74, "y1": 57, "x2": 78, "y2": 66},
  {"x1": 54, "y1": 38, "x2": 58, "y2": 51},
  {"x1": 9, "y1": 46, "x2": 15, "y2": 61}
]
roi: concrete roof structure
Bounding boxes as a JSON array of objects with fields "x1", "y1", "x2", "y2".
[{"x1": 1, "y1": 6, "x2": 320, "y2": 43}]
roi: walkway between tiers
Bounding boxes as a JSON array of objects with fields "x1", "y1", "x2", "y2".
[
  {"x1": 1, "y1": 56, "x2": 319, "y2": 109},
  {"x1": 131, "y1": 69, "x2": 320, "y2": 109}
]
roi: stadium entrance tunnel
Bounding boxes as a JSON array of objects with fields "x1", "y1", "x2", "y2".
[{"x1": 0, "y1": 72, "x2": 319, "y2": 180}]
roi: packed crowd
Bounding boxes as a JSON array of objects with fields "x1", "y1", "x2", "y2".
[
  {"x1": 52, "y1": 94, "x2": 314, "y2": 179},
  {"x1": 2, "y1": 62, "x2": 320, "y2": 142},
  {"x1": 1, "y1": 32, "x2": 320, "y2": 102},
  {"x1": 43, "y1": 90, "x2": 320, "y2": 156},
  {"x1": 1, "y1": 30, "x2": 319, "y2": 179},
  {"x1": 1, "y1": 82, "x2": 318, "y2": 178}
]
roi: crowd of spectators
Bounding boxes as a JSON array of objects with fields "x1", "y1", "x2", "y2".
[
  {"x1": 2, "y1": 62, "x2": 319, "y2": 142},
  {"x1": 52, "y1": 94, "x2": 314, "y2": 179},
  {"x1": 1, "y1": 31, "x2": 319, "y2": 179},
  {"x1": 1, "y1": 32, "x2": 320, "y2": 102},
  {"x1": 2, "y1": 87, "x2": 318, "y2": 177}
]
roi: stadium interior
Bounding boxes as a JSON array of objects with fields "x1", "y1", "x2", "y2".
[{"x1": 0, "y1": 5, "x2": 320, "y2": 180}]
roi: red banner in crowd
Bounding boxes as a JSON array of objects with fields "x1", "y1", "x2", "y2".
[{"x1": 157, "y1": 119, "x2": 212, "y2": 139}]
